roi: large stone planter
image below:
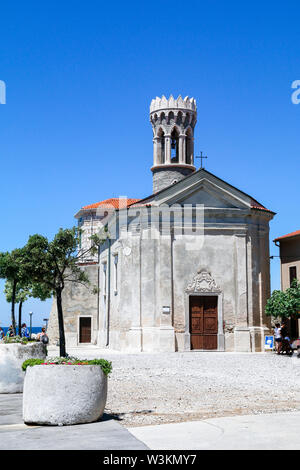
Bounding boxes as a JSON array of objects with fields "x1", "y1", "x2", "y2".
[
  {"x1": 0, "y1": 342, "x2": 46, "y2": 394},
  {"x1": 23, "y1": 365, "x2": 107, "y2": 425}
]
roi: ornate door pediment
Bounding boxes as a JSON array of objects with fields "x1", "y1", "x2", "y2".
[{"x1": 186, "y1": 269, "x2": 221, "y2": 293}]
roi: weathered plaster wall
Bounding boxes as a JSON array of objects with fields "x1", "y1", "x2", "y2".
[{"x1": 47, "y1": 264, "x2": 99, "y2": 347}]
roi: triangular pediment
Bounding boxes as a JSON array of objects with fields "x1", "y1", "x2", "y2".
[
  {"x1": 175, "y1": 181, "x2": 243, "y2": 209},
  {"x1": 152, "y1": 169, "x2": 253, "y2": 210}
]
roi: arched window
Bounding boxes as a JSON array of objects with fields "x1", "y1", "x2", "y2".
[
  {"x1": 186, "y1": 128, "x2": 193, "y2": 165},
  {"x1": 171, "y1": 128, "x2": 179, "y2": 163}
]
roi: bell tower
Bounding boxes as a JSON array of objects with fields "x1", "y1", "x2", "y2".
[{"x1": 150, "y1": 95, "x2": 197, "y2": 193}]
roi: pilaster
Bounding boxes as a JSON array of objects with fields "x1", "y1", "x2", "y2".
[
  {"x1": 165, "y1": 135, "x2": 171, "y2": 164},
  {"x1": 179, "y1": 134, "x2": 186, "y2": 164},
  {"x1": 158, "y1": 232, "x2": 175, "y2": 351}
]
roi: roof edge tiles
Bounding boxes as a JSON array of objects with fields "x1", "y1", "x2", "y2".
[
  {"x1": 273, "y1": 230, "x2": 300, "y2": 243},
  {"x1": 81, "y1": 198, "x2": 140, "y2": 210}
]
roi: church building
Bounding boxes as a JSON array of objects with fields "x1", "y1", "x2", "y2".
[{"x1": 48, "y1": 95, "x2": 275, "y2": 352}]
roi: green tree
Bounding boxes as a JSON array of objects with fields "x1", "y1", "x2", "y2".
[
  {"x1": 286, "y1": 279, "x2": 300, "y2": 319},
  {"x1": 22, "y1": 227, "x2": 101, "y2": 357},
  {"x1": 265, "y1": 280, "x2": 300, "y2": 320},
  {"x1": 0, "y1": 249, "x2": 27, "y2": 335},
  {"x1": 4, "y1": 280, "x2": 51, "y2": 336},
  {"x1": 4, "y1": 281, "x2": 30, "y2": 335}
]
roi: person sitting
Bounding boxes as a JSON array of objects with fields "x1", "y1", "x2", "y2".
[
  {"x1": 280, "y1": 322, "x2": 290, "y2": 342},
  {"x1": 38, "y1": 327, "x2": 49, "y2": 345},
  {"x1": 277, "y1": 322, "x2": 292, "y2": 354},
  {"x1": 7, "y1": 325, "x2": 14, "y2": 337},
  {"x1": 21, "y1": 323, "x2": 29, "y2": 338}
]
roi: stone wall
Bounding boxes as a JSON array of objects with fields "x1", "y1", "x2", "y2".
[
  {"x1": 47, "y1": 264, "x2": 99, "y2": 347},
  {"x1": 152, "y1": 166, "x2": 194, "y2": 193}
]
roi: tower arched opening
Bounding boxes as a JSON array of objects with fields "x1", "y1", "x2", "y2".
[
  {"x1": 157, "y1": 128, "x2": 165, "y2": 164},
  {"x1": 171, "y1": 127, "x2": 179, "y2": 163},
  {"x1": 168, "y1": 111, "x2": 175, "y2": 124},
  {"x1": 176, "y1": 111, "x2": 183, "y2": 126},
  {"x1": 184, "y1": 113, "x2": 190, "y2": 127},
  {"x1": 186, "y1": 127, "x2": 193, "y2": 165},
  {"x1": 160, "y1": 112, "x2": 166, "y2": 124}
]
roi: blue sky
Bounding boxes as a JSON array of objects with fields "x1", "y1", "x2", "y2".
[{"x1": 0, "y1": 1, "x2": 299, "y2": 326}]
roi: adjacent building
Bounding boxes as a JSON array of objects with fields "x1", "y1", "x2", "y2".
[{"x1": 274, "y1": 230, "x2": 300, "y2": 338}]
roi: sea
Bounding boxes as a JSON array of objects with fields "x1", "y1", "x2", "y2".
[{"x1": 2, "y1": 327, "x2": 42, "y2": 336}]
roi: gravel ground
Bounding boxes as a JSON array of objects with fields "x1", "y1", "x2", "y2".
[{"x1": 48, "y1": 348, "x2": 300, "y2": 427}]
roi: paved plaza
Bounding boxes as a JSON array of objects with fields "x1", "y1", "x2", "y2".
[
  {"x1": 0, "y1": 394, "x2": 147, "y2": 450},
  {"x1": 1, "y1": 393, "x2": 300, "y2": 450},
  {"x1": 129, "y1": 411, "x2": 300, "y2": 450},
  {"x1": 49, "y1": 347, "x2": 300, "y2": 427},
  {"x1": 0, "y1": 350, "x2": 299, "y2": 450}
]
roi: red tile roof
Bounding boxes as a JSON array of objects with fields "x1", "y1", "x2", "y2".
[
  {"x1": 132, "y1": 196, "x2": 273, "y2": 212},
  {"x1": 250, "y1": 199, "x2": 273, "y2": 213},
  {"x1": 83, "y1": 196, "x2": 272, "y2": 214},
  {"x1": 82, "y1": 198, "x2": 140, "y2": 210},
  {"x1": 273, "y1": 230, "x2": 300, "y2": 243}
]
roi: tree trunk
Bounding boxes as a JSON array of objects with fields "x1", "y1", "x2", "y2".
[
  {"x1": 11, "y1": 280, "x2": 17, "y2": 335},
  {"x1": 18, "y1": 301, "x2": 23, "y2": 336},
  {"x1": 56, "y1": 288, "x2": 66, "y2": 357}
]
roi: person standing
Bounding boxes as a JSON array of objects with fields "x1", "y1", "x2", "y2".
[
  {"x1": 0, "y1": 327, "x2": 4, "y2": 340},
  {"x1": 274, "y1": 322, "x2": 281, "y2": 353}
]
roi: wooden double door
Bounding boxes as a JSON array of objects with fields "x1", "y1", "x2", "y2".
[
  {"x1": 189, "y1": 296, "x2": 218, "y2": 350},
  {"x1": 79, "y1": 317, "x2": 91, "y2": 343}
]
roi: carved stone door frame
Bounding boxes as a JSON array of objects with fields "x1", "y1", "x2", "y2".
[{"x1": 184, "y1": 269, "x2": 225, "y2": 351}]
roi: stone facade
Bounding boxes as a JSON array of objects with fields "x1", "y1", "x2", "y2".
[{"x1": 47, "y1": 95, "x2": 275, "y2": 353}]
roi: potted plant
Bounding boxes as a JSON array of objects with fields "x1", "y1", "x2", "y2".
[
  {"x1": 0, "y1": 336, "x2": 46, "y2": 393},
  {"x1": 22, "y1": 357, "x2": 112, "y2": 425},
  {"x1": 16, "y1": 227, "x2": 110, "y2": 425}
]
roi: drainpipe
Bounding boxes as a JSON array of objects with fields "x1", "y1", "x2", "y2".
[{"x1": 106, "y1": 239, "x2": 111, "y2": 347}]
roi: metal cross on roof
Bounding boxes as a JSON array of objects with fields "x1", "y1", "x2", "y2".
[{"x1": 196, "y1": 151, "x2": 208, "y2": 169}]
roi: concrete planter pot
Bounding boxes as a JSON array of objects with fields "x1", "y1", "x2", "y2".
[
  {"x1": 23, "y1": 365, "x2": 107, "y2": 425},
  {"x1": 0, "y1": 342, "x2": 46, "y2": 394}
]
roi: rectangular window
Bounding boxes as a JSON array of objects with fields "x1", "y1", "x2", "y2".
[{"x1": 289, "y1": 266, "x2": 297, "y2": 286}]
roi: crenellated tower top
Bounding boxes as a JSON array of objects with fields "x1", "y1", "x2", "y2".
[
  {"x1": 150, "y1": 95, "x2": 197, "y2": 113},
  {"x1": 150, "y1": 95, "x2": 197, "y2": 193}
]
